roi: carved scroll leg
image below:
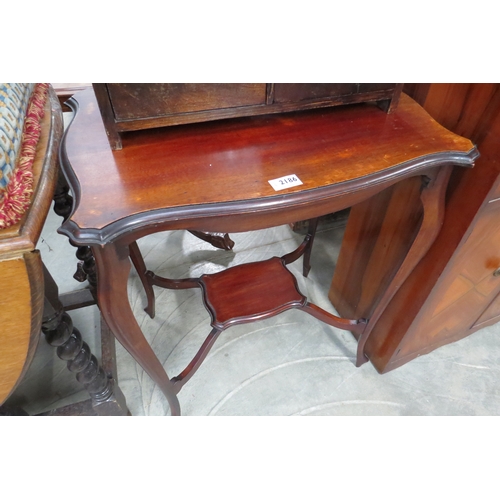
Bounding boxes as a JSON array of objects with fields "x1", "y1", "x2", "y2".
[
  {"x1": 129, "y1": 241, "x2": 156, "y2": 319},
  {"x1": 93, "y1": 242, "x2": 181, "y2": 416},
  {"x1": 189, "y1": 230, "x2": 235, "y2": 251},
  {"x1": 355, "y1": 165, "x2": 453, "y2": 367},
  {"x1": 42, "y1": 264, "x2": 128, "y2": 416}
]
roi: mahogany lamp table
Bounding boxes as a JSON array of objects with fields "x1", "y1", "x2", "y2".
[{"x1": 58, "y1": 88, "x2": 477, "y2": 415}]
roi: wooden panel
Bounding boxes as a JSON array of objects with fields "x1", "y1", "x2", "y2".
[
  {"x1": 106, "y1": 83, "x2": 267, "y2": 120},
  {"x1": 274, "y1": 84, "x2": 359, "y2": 102},
  {"x1": 0, "y1": 253, "x2": 43, "y2": 404},
  {"x1": 432, "y1": 274, "x2": 474, "y2": 317},
  {"x1": 329, "y1": 177, "x2": 422, "y2": 319},
  {"x1": 405, "y1": 84, "x2": 500, "y2": 150},
  {"x1": 473, "y1": 290, "x2": 500, "y2": 328},
  {"x1": 420, "y1": 84, "x2": 472, "y2": 132},
  {"x1": 358, "y1": 83, "x2": 396, "y2": 93},
  {"x1": 488, "y1": 175, "x2": 500, "y2": 201},
  {"x1": 396, "y1": 200, "x2": 500, "y2": 358},
  {"x1": 274, "y1": 84, "x2": 396, "y2": 103}
]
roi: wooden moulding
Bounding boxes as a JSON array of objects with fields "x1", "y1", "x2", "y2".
[{"x1": 0, "y1": 252, "x2": 43, "y2": 403}]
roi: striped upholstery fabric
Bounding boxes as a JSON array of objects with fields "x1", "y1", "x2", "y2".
[
  {"x1": 0, "y1": 83, "x2": 48, "y2": 229},
  {"x1": 0, "y1": 84, "x2": 35, "y2": 189}
]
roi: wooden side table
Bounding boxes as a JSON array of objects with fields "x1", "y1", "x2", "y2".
[{"x1": 58, "y1": 88, "x2": 477, "y2": 415}]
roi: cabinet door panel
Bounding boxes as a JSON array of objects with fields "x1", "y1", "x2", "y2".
[
  {"x1": 392, "y1": 199, "x2": 500, "y2": 364},
  {"x1": 414, "y1": 200, "x2": 500, "y2": 343},
  {"x1": 274, "y1": 83, "x2": 359, "y2": 103},
  {"x1": 358, "y1": 83, "x2": 395, "y2": 92},
  {"x1": 473, "y1": 290, "x2": 500, "y2": 328},
  {"x1": 107, "y1": 84, "x2": 267, "y2": 120}
]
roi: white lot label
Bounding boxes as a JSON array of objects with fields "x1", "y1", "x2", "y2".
[{"x1": 268, "y1": 174, "x2": 303, "y2": 191}]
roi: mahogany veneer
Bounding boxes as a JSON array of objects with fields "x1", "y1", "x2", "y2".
[{"x1": 58, "y1": 87, "x2": 477, "y2": 415}]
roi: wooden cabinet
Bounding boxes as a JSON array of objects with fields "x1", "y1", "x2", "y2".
[
  {"x1": 105, "y1": 83, "x2": 267, "y2": 120},
  {"x1": 272, "y1": 83, "x2": 396, "y2": 103},
  {"x1": 92, "y1": 83, "x2": 403, "y2": 149},
  {"x1": 474, "y1": 287, "x2": 500, "y2": 329},
  {"x1": 329, "y1": 84, "x2": 500, "y2": 373},
  {"x1": 424, "y1": 194, "x2": 500, "y2": 332},
  {"x1": 391, "y1": 182, "x2": 500, "y2": 365}
]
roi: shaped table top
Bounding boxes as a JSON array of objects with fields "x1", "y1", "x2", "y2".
[{"x1": 59, "y1": 88, "x2": 477, "y2": 245}]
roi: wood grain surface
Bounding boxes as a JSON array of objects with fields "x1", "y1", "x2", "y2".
[
  {"x1": 0, "y1": 252, "x2": 44, "y2": 403},
  {"x1": 62, "y1": 89, "x2": 476, "y2": 236}
]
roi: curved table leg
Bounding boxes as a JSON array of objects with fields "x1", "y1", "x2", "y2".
[
  {"x1": 93, "y1": 242, "x2": 181, "y2": 416},
  {"x1": 301, "y1": 302, "x2": 367, "y2": 336},
  {"x1": 171, "y1": 327, "x2": 222, "y2": 391},
  {"x1": 355, "y1": 166, "x2": 453, "y2": 367},
  {"x1": 302, "y1": 218, "x2": 319, "y2": 277}
]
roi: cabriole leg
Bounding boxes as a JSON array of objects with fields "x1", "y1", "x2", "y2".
[
  {"x1": 355, "y1": 166, "x2": 453, "y2": 367},
  {"x1": 93, "y1": 242, "x2": 181, "y2": 416}
]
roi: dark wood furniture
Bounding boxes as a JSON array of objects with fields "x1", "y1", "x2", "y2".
[
  {"x1": 0, "y1": 86, "x2": 127, "y2": 416},
  {"x1": 58, "y1": 87, "x2": 476, "y2": 415},
  {"x1": 92, "y1": 83, "x2": 403, "y2": 149},
  {"x1": 329, "y1": 83, "x2": 500, "y2": 373}
]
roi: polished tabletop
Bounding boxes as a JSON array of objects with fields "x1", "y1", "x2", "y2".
[
  {"x1": 60, "y1": 88, "x2": 477, "y2": 244},
  {"x1": 57, "y1": 87, "x2": 479, "y2": 416}
]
